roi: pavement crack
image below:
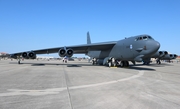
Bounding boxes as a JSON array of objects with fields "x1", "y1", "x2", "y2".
[{"x1": 62, "y1": 66, "x2": 74, "y2": 109}]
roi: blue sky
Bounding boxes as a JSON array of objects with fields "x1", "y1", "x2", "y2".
[{"x1": 0, "y1": 0, "x2": 180, "y2": 57}]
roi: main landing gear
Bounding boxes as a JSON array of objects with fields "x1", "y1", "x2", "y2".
[
  {"x1": 119, "y1": 61, "x2": 129, "y2": 67},
  {"x1": 156, "y1": 59, "x2": 161, "y2": 64},
  {"x1": 109, "y1": 59, "x2": 130, "y2": 68},
  {"x1": 92, "y1": 58, "x2": 97, "y2": 65},
  {"x1": 18, "y1": 60, "x2": 20, "y2": 64},
  {"x1": 17, "y1": 56, "x2": 21, "y2": 64}
]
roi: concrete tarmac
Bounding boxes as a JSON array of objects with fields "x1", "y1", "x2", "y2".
[{"x1": 0, "y1": 60, "x2": 180, "y2": 109}]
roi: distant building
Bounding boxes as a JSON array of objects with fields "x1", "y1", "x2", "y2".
[
  {"x1": 177, "y1": 56, "x2": 180, "y2": 59},
  {"x1": 0, "y1": 52, "x2": 8, "y2": 56},
  {"x1": 0, "y1": 52, "x2": 9, "y2": 59}
]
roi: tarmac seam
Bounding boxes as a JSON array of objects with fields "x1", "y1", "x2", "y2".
[{"x1": 62, "y1": 65, "x2": 74, "y2": 109}]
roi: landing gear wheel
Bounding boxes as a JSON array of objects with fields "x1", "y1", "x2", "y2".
[
  {"x1": 124, "y1": 61, "x2": 129, "y2": 67},
  {"x1": 120, "y1": 61, "x2": 124, "y2": 67},
  {"x1": 159, "y1": 61, "x2": 161, "y2": 64},
  {"x1": 18, "y1": 60, "x2": 20, "y2": 64},
  {"x1": 126, "y1": 61, "x2": 129, "y2": 67}
]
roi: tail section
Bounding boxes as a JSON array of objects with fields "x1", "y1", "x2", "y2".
[{"x1": 87, "y1": 31, "x2": 91, "y2": 44}]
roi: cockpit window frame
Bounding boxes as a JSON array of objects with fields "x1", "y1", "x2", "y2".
[
  {"x1": 135, "y1": 35, "x2": 154, "y2": 41},
  {"x1": 143, "y1": 36, "x2": 148, "y2": 40}
]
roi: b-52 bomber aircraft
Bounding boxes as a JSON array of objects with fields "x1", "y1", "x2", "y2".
[{"x1": 7, "y1": 32, "x2": 160, "y2": 67}]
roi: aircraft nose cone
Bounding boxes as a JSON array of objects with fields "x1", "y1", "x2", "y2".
[
  {"x1": 145, "y1": 40, "x2": 160, "y2": 56},
  {"x1": 153, "y1": 41, "x2": 160, "y2": 50}
]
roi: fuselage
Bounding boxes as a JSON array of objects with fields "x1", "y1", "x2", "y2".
[{"x1": 88, "y1": 35, "x2": 160, "y2": 62}]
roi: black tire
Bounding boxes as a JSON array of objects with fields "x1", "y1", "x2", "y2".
[
  {"x1": 126, "y1": 61, "x2": 129, "y2": 67},
  {"x1": 120, "y1": 61, "x2": 124, "y2": 67},
  {"x1": 124, "y1": 61, "x2": 129, "y2": 67}
]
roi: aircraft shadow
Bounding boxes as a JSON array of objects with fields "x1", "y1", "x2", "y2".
[
  {"x1": 128, "y1": 66, "x2": 155, "y2": 71},
  {"x1": 134, "y1": 63, "x2": 174, "y2": 67},
  {"x1": 9, "y1": 62, "x2": 98, "y2": 67},
  {"x1": 31, "y1": 64, "x2": 83, "y2": 67},
  {"x1": 9, "y1": 62, "x2": 172, "y2": 70}
]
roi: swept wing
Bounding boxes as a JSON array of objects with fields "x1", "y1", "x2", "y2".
[{"x1": 10, "y1": 41, "x2": 117, "y2": 56}]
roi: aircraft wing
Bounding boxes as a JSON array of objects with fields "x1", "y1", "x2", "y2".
[{"x1": 10, "y1": 41, "x2": 117, "y2": 56}]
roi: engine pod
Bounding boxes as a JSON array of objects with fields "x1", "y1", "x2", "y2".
[
  {"x1": 58, "y1": 49, "x2": 66, "y2": 57},
  {"x1": 28, "y1": 52, "x2": 36, "y2": 59},
  {"x1": 66, "y1": 49, "x2": 73, "y2": 57}
]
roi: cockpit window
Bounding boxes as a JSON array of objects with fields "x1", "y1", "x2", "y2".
[
  {"x1": 135, "y1": 35, "x2": 154, "y2": 41},
  {"x1": 143, "y1": 36, "x2": 147, "y2": 40},
  {"x1": 148, "y1": 36, "x2": 154, "y2": 40},
  {"x1": 148, "y1": 36, "x2": 152, "y2": 39}
]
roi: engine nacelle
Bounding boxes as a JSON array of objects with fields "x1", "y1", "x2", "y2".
[
  {"x1": 66, "y1": 49, "x2": 73, "y2": 57},
  {"x1": 28, "y1": 52, "x2": 36, "y2": 59},
  {"x1": 22, "y1": 52, "x2": 29, "y2": 59},
  {"x1": 58, "y1": 48, "x2": 74, "y2": 57},
  {"x1": 58, "y1": 49, "x2": 66, "y2": 57},
  {"x1": 169, "y1": 54, "x2": 173, "y2": 59},
  {"x1": 163, "y1": 51, "x2": 168, "y2": 55},
  {"x1": 159, "y1": 51, "x2": 163, "y2": 56},
  {"x1": 152, "y1": 51, "x2": 163, "y2": 58},
  {"x1": 22, "y1": 52, "x2": 36, "y2": 59},
  {"x1": 152, "y1": 51, "x2": 168, "y2": 58},
  {"x1": 161, "y1": 54, "x2": 173, "y2": 60},
  {"x1": 172, "y1": 54, "x2": 177, "y2": 59}
]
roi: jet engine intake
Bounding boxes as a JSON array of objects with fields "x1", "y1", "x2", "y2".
[
  {"x1": 172, "y1": 54, "x2": 177, "y2": 59},
  {"x1": 159, "y1": 51, "x2": 168, "y2": 57},
  {"x1": 159, "y1": 51, "x2": 163, "y2": 56},
  {"x1": 22, "y1": 52, "x2": 29, "y2": 59},
  {"x1": 58, "y1": 48, "x2": 74, "y2": 57},
  {"x1": 66, "y1": 49, "x2": 74, "y2": 57},
  {"x1": 169, "y1": 54, "x2": 173, "y2": 58},
  {"x1": 28, "y1": 52, "x2": 36, "y2": 59},
  {"x1": 152, "y1": 51, "x2": 168, "y2": 58},
  {"x1": 162, "y1": 54, "x2": 173, "y2": 60},
  {"x1": 58, "y1": 49, "x2": 66, "y2": 57},
  {"x1": 163, "y1": 51, "x2": 168, "y2": 55},
  {"x1": 22, "y1": 52, "x2": 36, "y2": 59}
]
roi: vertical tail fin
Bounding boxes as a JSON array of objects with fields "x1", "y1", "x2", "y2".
[{"x1": 87, "y1": 31, "x2": 91, "y2": 44}]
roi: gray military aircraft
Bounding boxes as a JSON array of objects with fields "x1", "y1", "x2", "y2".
[{"x1": 7, "y1": 32, "x2": 160, "y2": 67}]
